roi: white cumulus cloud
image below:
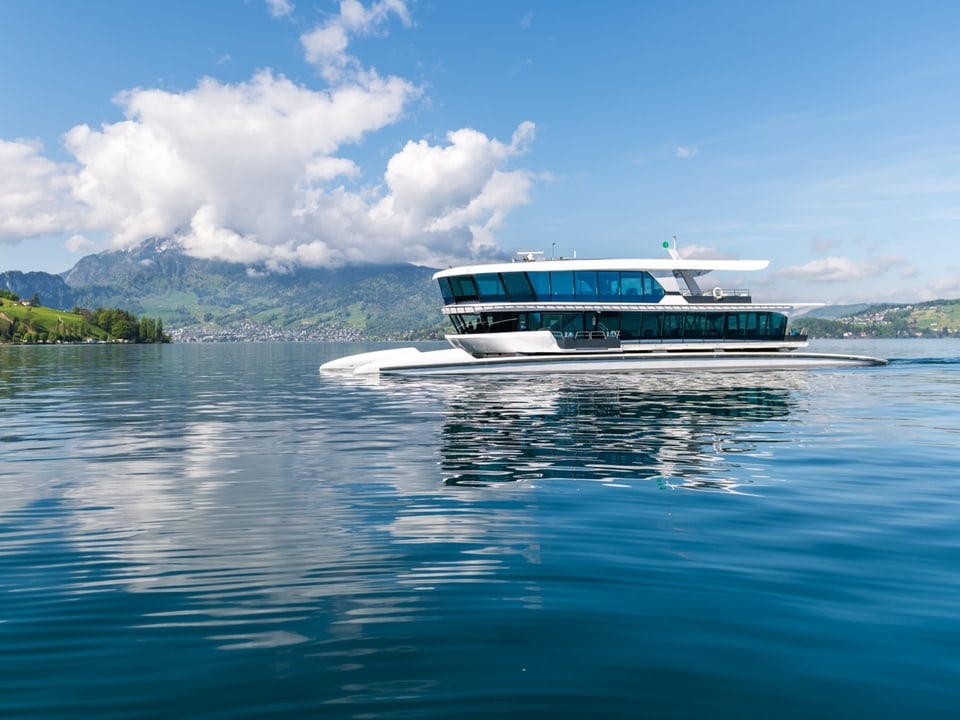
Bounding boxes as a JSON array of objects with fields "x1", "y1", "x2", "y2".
[
  {"x1": 0, "y1": 0, "x2": 539, "y2": 271},
  {"x1": 62, "y1": 69, "x2": 416, "y2": 254},
  {"x1": 64, "y1": 234, "x2": 97, "y2": 254},
  {"x1": 301, "y1": 0, "x2": 412, "y2": 82},
  {"x1": 266, "y1": 0, "x2": 294, "y2": 18},
  {"x1": 0, "y1": 140, "x2": 82, "y2": 240},
  {"x1": 774, "y1": 254, "x2": 904, "y2": 283},
  {"x1": 671, "y1": 243, "x2": 735, "y2": 260}
]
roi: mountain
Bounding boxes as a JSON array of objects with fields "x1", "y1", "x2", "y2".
[
  {"x1": 6, "y1": 238, "x2": 447, "y2": 340},
  {"x1": 0, "y1": 270, "x2": 75, "y2": 309}
]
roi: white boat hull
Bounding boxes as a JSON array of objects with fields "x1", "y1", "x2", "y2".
[{"x1": 320, "y1": 346, "x2": 887, "y2": 376}]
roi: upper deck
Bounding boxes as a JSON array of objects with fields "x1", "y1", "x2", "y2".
[
  {"x1": 434, "y1": 252, "x2": 772, "y2": 307},
  {"x1": 433, "y1": 255, "x2": 770, "y2": 280}
]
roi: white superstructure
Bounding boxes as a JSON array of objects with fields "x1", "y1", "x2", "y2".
[{"x1": 321, "y1": 245, "x2": 886, "y2": 375}]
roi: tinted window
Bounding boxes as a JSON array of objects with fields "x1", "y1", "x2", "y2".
[
  {"x1": 725, "y1": 313, "x2": 745, "y2": 339},
  {"x1": 560, "y1": 313, "x2": 583, "y2": 336},
  {"x1": 620, "y1": 312, "x2": 642, "y2": 340},
  {"x1": 618, "y1": 272, "x2": 666, "y2": 302},
  {"x1": 474, "y1": 273, "x2": 508, "y2": 302},
  {"x1": 639, "y1": 313, "x2": 661, "y2": 340},
  {"x1": 766, "y1": 313, "x2": 787, "y2": 339},
  {"x1": 574, "y1": 271, "x2": 597, "y2": 301},
  {"x1": 438, "y1": 277, "x2": 454, "y2": 305},
  {"x1": 551, "y1": 272, "x2": 575, "y2": 301},
  {"x1": 684, "y1": 313, "x2": 704, "y2": 339},
  {"x1": 501, "y1": 272, "x2": 535, "y2": 301},
  {"x1": 450, "y1": 275, "x2": 478, "y2": 302},
  {"x1": 598, "y1": 311, "x2": 620, "y2": 334},
  {"x1": 644, "y1": 273, "x2": 666, "y2": 302},
  {"x1": 704, "y1": 313, "x2": 724, "y2": 338},
  {"x1": 662, "y1": 314, "x2": 684, "y2": 339},
  {"x1": 541, "y1": 312, "x2": 564, "y2": 333},
  {"x1": 519, "y1": 312, "x2": 542, "y2": 330},
  {"x1": 528, "y1": 272, "x2": 550, "y2": 301},
  {"x1": 598, "y1": 272, "x2": 620, "y2": 301}
]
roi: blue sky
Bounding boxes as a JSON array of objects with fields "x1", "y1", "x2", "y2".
[{"x1": 1, "y1": 0, "x2": 958, "y2": 303}]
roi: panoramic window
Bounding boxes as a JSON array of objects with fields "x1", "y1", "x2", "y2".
[
  {"x1": 620, "y1": 271, "x2": 665, "y2": 302},
  {"x1": 639, "y1": 313, "x2": 661, "y2": 340},
  {"x1": 662, "y1": 313, "x2": 684, "y2": 339},
  {"x1": 725, "y1": 313, "x2": 744, "y2": 339},
  {"x1": 598, "y1": 311, "x2": 620, "y2": 334},
  {"x1": 518, "y1": 311, "x2": 541, "y2": 331},
  {"x1": 619, "y1": 312, "x2": 642, "y2": 340},
  {"x1": 453, "y1": 313, "x2": 479, "y2": 333},
  {"x1": 449, "y1": 309, "x2": 789, "y2": 341},
  {"x1": 540, "y1": 312, "x2": 563, "y2": 333},
  {"x1": 438, "y1": 277, "x2": 454, "y2": 304},
  {"x1": 766, "y1": 313, "x2": 787, "y2": 339},
  {"x1": 501, "y1": 272, "x2": 536, "y2": 302},
  {"x1": 487, "y1": 312, "x2": 519, "y2": 332},
  {"x1": 474, "y1": 273, "x2": 509, "y2": 302},
  {"x1": 704, "y1": 313, "x2": 724, "y2": 338},
  {"x1": 621, "y1": 272, "x2": 643, "y2": 298},
  {"x1": 550, "y1": 272, "x2": 575, "y2": 301},
  {"x1": 443, "y1": 269, "x2": 667, "y2": 304},
  {"x1": 597, "y1": 272, "x2": 620, "y2": 301},
  {"x1": 560, "y1": 313, "x2": 583, "y2": 336},
  {"x1": 448, "y1": 275, "x2": 479, "y2": 302},
  {"x1": 684, "y1": 313, "x2": 705, "y2": 339},
  {"x1": 574, "y1": 271, "x2": 598, "y2": 301},
  {"x1": 526, "y1": 271, "x2": 550, "y2": 300}
]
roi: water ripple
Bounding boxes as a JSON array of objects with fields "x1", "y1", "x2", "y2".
[{"x1": 2, "y1": 341, "x2": 960, "y2": 719}]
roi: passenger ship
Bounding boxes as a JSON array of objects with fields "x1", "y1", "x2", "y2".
[{"x1": 321, "y1": 243, "x2": 886, "y2": 376}]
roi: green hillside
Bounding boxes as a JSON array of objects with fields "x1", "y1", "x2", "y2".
[
  {"x1": 795, "y1": 299, "x2": 960, "y2": 338},
  {"x1": 51, "y1": 238, "x2": 447, "y2": 341},
  {"x1": 0, "y1": 293, "x2": 167, "y2": 344}
]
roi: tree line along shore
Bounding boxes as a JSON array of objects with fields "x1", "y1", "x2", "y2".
[{"x1": 0, "y1": 290, "x2": 168, "y2": 344}]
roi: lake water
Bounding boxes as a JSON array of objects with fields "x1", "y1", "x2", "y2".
[{"x1": 2, "y1": 338, "x2": 959, "y2": 719}]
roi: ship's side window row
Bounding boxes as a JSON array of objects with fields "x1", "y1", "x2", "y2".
[
  {"x1": 438, "y1": 271, "x2": 667, "y2": 304},
  {"x1": 452, "y1": 311, "x2": 789, "y2": 341}
]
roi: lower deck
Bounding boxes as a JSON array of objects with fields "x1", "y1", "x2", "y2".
[
  {"x1": 446, "y1": 308, "x2": 802, "y2": 343},
  {"x1": 446, "y1": 328, "x2": 808, "y2": 359}
]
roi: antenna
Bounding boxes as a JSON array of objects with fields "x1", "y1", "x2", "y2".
[
  {"x1": 515, "y1": 250, "x2": 544, "y2": 262},
  {"x1": 663, "y1": 236, "x2": 681, "y2": 260}
]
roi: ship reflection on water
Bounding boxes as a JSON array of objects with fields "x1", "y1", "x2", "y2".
[{"x1": 430, "y1": 373, "x2": 802, "y2": 492}]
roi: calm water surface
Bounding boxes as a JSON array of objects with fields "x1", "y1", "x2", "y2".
[{"x1": 1, "y1": 339, "x2": 959, "y2": 719}]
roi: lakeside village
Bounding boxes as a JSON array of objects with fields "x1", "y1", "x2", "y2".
[
  {"x1": 168, "y1": 321, "x2": 365, "y2": 343},
  {"x1": 806, "y1": 302, "x2": 960, "y2": 339}
]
